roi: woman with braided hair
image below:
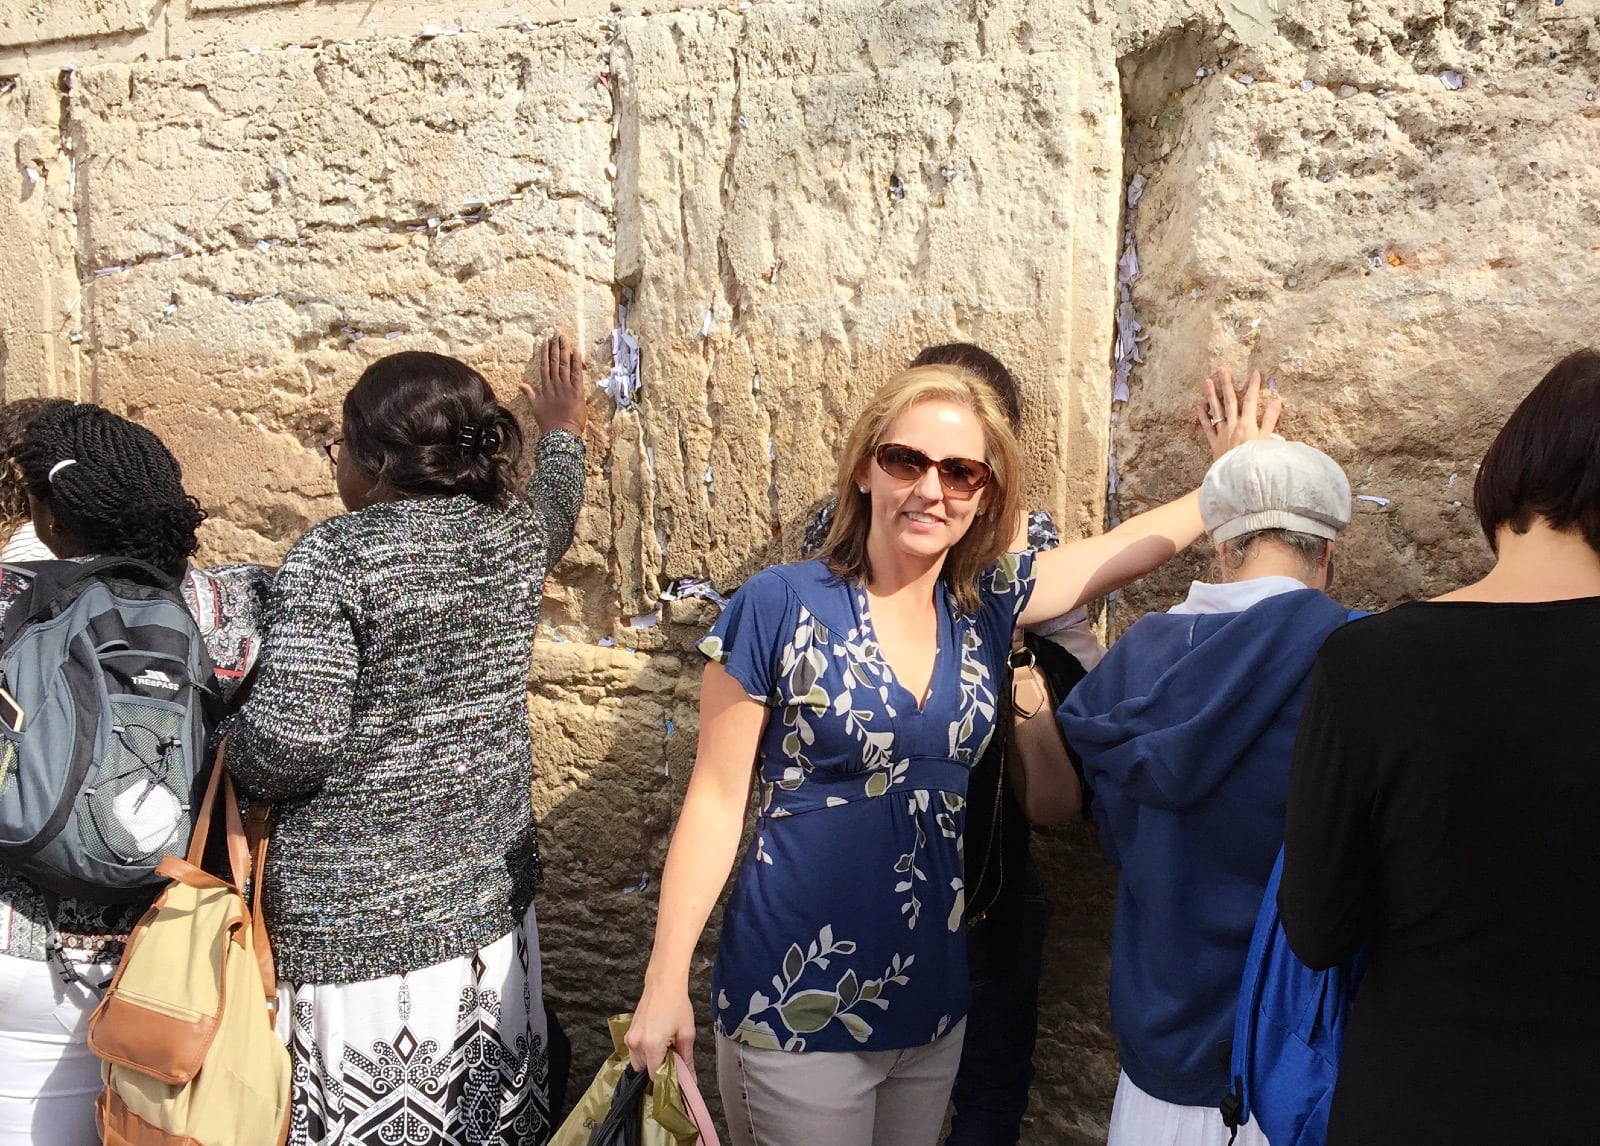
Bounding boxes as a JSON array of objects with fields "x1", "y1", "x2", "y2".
[
  {"x1": 0, "y1": 402, "x2": 269, "y2": 1146},
  {"x1": 226, "y1": 335, "x2": 589, "y2": 1146}
]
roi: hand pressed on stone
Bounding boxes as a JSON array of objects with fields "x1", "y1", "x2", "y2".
[
  {"x1": 521, "y1": 330, "x2": 588, "y2": 437},
  {"x1": 1198, "y1": 367, "x2": 1282, "y2": 460}
]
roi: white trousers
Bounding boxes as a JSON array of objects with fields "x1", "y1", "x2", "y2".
[
  {"x1": 0, "y1": 952, "x2": 112, "y2": 1146},
  {"x1": 1107, "y1": 1070, "x2": 1272, "y2": 1146}
]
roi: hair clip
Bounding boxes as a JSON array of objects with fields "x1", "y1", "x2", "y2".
[
  {"x1": 47, "y1": 459, "x2": 78, "y2": 482},
  {"x1": 458, "y1": 424, "x2": 500, "y2": 456}
]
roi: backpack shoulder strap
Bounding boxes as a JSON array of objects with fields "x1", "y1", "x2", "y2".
[
  {"x1": 1222, "y1": 847, "x2": 1286, "y2": 1133},
  {"x1": 0, "y1": 557, "x2": 181, "y2": 650},
  {"x1": 0, "y1": 559, "x2": 82, "y2": 651}
]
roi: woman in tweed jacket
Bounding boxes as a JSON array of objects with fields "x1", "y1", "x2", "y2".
[{"x1": 229, "y1": 335, "x2": 589, "y2": 1146}]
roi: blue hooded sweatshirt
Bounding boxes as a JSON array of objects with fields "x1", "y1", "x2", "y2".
[{"x1": 1058, "y1": 587, "x2": 1350, "y2": 1108}]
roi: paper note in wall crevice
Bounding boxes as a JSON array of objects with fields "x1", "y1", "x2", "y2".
[{"x1": 599, "y1": 304, "x2": 642, "y2": 410}]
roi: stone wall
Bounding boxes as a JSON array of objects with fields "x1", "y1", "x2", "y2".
[{"x1": 4, "y1": 1, "x2": 1596, "y2": 1141}]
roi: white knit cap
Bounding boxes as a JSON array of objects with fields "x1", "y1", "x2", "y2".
[{"x1": 1200, "y1": 439, "x2": 1352, "y2": 544}]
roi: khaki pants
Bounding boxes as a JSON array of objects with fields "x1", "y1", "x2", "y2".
[{"x1": 715, "y1": 1018, "x2": 967, "y2": 1146}]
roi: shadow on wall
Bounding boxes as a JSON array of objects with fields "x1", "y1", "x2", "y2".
[{"x1": 1027, "y1": 826, "x2": 1119, "y2": 1146}]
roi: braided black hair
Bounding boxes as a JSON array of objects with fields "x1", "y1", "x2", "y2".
[
  {"x1": 0, "y1": 397, "x2": 71, "y2": 529},
  {"x1": 12, "y1": 403, "x2": 205, "y2": 578},
  {"x1": 342, "y1": 351, "x2": 525, "y2": 507}
]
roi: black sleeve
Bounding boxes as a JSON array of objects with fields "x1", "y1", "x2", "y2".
[{"x1": 1278, "y1": 657, "x2": 1378, "y2": 970}]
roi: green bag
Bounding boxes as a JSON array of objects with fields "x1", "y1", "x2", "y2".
[{"x1": 551, "y1": 1014, "x2": 720, "y2": 1146}]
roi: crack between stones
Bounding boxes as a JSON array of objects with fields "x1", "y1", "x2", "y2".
[
  {"x1": 597, "y1": 17, "x2": 667, "y2": 613},
  {"x1": 699, "y1": 9, "x2": 755, "y2": 564},
  {"x1": 57, "y1": 65, "x2": 90, "y2": 400}
]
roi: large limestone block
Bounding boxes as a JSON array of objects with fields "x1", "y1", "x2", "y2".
[
  {"x1": 0, "y1": 0, "x2": 149, "y2": 49},
  {"x1": 73, "y1": 26, "x2": 611, "y2": 265},
  {"x1": 612, "y1": 0, "x2": 1123, "y2": 611},
  {"x1": 69, "y1": 26, "x2": 616, "y2": 601},
  {"x1": 1112, "y1": 2, "x2": 1600, "y2": 621},
  {"x1": 181, "y1": 1, "x2": 613, "y2": 30},
  {"x1": 0, "y1": 74, "x2": 78, "y2": 399}
]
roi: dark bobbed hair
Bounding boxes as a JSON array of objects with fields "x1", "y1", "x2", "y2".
[
  {"x1": 13, "y1": 403, "x2": 205, "y2": 578},
  {"x1": 0, "y1": 397, "x2": 71, "y2": 528},
  {"x1": 1474, "y1": 348, "x2": 1600, "y2": 555},
  {"x1": 342, "y1": 351, "x2": 525, "y2": 507},
  {"x1": 911, "y1": 343, "x2": 1023, "y2": 433}
]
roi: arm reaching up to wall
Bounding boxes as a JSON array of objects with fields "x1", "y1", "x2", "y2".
[
  {"x1": 1017, "y1": 368, "x2": 1283, "y2": 627},
  {"x1": 518, "y1": 331, "x2": 589, "y2": 572}
]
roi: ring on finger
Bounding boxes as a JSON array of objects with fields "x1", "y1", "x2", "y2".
[{"x1": 1209, "y1": 416, "x2": 1223, "y2": 426}]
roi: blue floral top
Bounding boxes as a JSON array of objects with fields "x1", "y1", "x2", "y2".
[{"x1": 698, "y1": 552, "x2": 1037, "y2": 1053}]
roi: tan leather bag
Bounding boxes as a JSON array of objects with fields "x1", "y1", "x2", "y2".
[
  {"x1": 1004, "y1": 632, "x2": 1083, "y2": 826},
  {"x1": 88, "y1": 750, "x2": 290, "y2": 1146}
]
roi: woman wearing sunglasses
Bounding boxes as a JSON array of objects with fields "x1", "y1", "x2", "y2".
[{"x1": 626, "y1": 364, "x2": 1278, "y2": 1145}]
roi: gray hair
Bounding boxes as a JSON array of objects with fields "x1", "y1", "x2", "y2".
[{"x1": 1216, "y1": 528, "x2": 1330, "y2": 580}]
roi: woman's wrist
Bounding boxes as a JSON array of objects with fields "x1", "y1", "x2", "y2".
[{"x1": 643, "y1": 957, "x2": 691, "y2": 991}]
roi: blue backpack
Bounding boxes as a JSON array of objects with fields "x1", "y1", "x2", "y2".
[
  {"x1": 1221, "y1": 608, "x2": 1370, "y2": 1146},
  {"x1": 1220, "y1": 848, "x2": 1366, "y2": 1146}
]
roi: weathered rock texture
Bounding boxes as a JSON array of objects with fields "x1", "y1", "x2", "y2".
[{"x1": 4, "y1": 1, "x2": 1594, "y2": 1141}]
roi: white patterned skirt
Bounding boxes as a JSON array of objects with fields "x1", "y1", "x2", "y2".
[{"x1": 274, "y1": 905, "x2": 552, "y2": 1146}]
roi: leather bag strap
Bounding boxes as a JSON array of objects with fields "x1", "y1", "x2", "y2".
[
  {"x1": 672, "y1": 1051, "x2": 722, "y2": 1146},
  {"x1": 245, "y1": 799, "x2": 278, "y2": 1014},
  {"x1": 207, "y1": 741, "x2": 280, "y2": 1012},
  {"x1": 184, "y1": 748, "x2": 227, "y2": 867}
]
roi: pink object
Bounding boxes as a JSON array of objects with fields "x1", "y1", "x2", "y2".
[{"x1": 672, "y1": 1052, "x2": 722, "y2": 1146}]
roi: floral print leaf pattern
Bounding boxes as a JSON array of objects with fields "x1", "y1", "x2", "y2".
[
  {"x1": 732, "y1": 1020, "x2": 783, "y2": 1051},
  {"x1": 733, "y1": 924, "x2": 905, "y2": 1050},
  {"x1": 778, "y1": 991, "x2": 840, "y2": 1034}
]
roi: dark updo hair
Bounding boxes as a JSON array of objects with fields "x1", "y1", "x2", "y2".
[
  {"x1": 1474, "y1": 348, "x2": 1600, "y2": 555},
  {"x1": 0, "y1": 397, "x2": 71, "y2": 529},
  {"x1": 12, "y1": 403, "x2": 205, "y2": 578},
  {"x1": 342, "y1": 352, "x2": 525, "y2": 507}
]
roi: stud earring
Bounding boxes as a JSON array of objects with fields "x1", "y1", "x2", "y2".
[{"x1": 858, "y1": 485, "x2": 868, "y2": 494}]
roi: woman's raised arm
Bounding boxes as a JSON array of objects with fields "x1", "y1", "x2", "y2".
[
  {"x1": 518, "y1": 332, "x2": 589, "y2": 571},
  {"x1": 1018, "y1": 368, "x2": 1281, "y2": 627}
]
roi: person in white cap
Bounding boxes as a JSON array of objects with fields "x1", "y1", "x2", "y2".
[{"x1": 1058, "y1": 438, "x2": 1355, "y2": 1146}]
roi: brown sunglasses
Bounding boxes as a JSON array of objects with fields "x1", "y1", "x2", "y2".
[{"x1": 873, "y1": 442, "x2": 993, "y2": 495}]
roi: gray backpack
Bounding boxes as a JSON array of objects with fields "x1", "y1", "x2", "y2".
[{"x1": 0, "y1": 558, "x2": 219, "y2": 903}]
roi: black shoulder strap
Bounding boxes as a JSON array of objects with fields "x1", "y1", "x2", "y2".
[{"x1": 0, "y1": 557, "x2": 180, "y2": 650}]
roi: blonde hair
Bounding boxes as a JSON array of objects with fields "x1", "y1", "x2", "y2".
[{"x1": 819, "y1": 365, "x2": 1023, "y2": 613}]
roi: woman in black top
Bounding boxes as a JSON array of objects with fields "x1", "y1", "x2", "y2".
[{"x1": 1279, "y1": 349, "x2": 1600, "y2": 1145}]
